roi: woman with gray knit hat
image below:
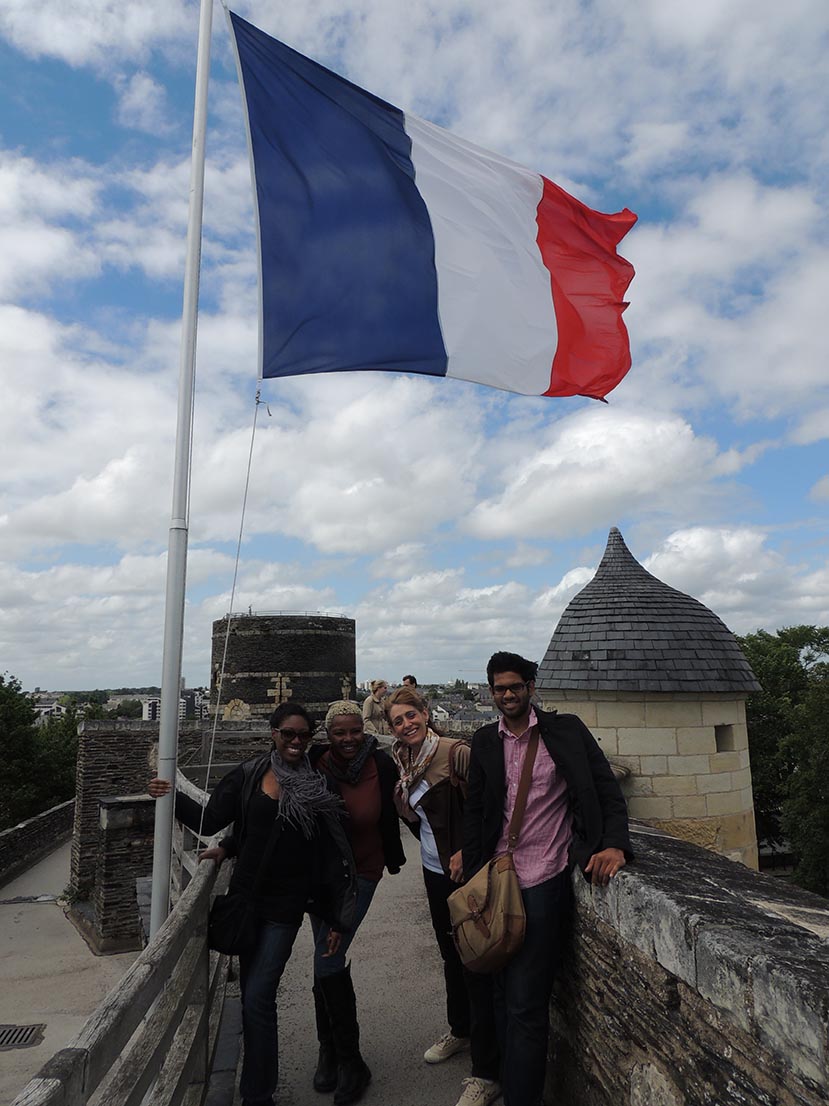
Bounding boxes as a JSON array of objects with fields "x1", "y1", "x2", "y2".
[{"x1": 308, "y1": 699, "x2": 405, "y2": 1105}]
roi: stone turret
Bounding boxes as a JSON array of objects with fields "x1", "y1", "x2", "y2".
[{"x1": 537, "y1": 528, "x2": 761, "y2": 868}]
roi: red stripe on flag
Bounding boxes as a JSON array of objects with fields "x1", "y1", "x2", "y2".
[{"x1": 535, "y1": 176, "x2": 637, "y2": 400}]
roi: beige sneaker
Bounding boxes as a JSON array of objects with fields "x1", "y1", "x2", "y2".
[
  {"x1": 454, "y1": 1077, "x2": 502, "y2": 1106},
  {"x1": 423, "y1": 1031, "x2": 471, "y2": 1063}
]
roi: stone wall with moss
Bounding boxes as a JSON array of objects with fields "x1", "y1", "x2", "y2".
[{"x1": 548, "y1": 825, "x2": 829, "y2": 1105}]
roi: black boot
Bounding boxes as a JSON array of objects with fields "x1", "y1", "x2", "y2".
[
  {"x1": 319, "y1": 967, "x2": 372, "y2": 1106},
  {"x1": 313, "y1": 979, "x2": 338, "y2": 1093}
]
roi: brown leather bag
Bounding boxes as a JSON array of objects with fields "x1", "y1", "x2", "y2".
[{"x1": 447, "y1": 727, "x2": 539, "y2": 973}]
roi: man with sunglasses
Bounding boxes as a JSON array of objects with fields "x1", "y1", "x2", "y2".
[{"x1": 462, "y1": 651, "x2": 632, "y2": 1106}]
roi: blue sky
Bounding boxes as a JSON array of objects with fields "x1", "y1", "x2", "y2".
[{"x1": 0, "y1": 0, "x2": 827, "y2": 690}]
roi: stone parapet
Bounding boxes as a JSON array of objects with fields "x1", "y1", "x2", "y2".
[
  {"x1": 71, "y1": 721, "x2": 204, "y2": 897},
  {"x1": 548, "y1": 825, "x2": 829, "y2": 1105},
  {"x1": 90, "y1": 796, "x2": 155, "y2": 952},
  {"x1": 0, "y1": 799, "x2": 75, "y2": 888}
]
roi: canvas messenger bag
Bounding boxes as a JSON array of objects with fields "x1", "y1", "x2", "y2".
[{"x1": 447, "y1": 726, "x2": 539, "y2": 973}]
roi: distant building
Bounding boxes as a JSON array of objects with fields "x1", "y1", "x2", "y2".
[
  {"x1": 142, "y1": 697, "x2": 186, "y2": 722},
  {"x1": 32, "y1": 694, "x2": 67, "y2": 724}
]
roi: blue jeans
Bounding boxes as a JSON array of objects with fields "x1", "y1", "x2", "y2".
[
  {"x1": 238, "y1": 920, "x2": 300, "y2": 1104},
  {"x1": 494, "y1": 870, "x2": 571, "y2": 1106},
  {"x1": 310, "y1": 875, "x2": 378, "y2": 976}
]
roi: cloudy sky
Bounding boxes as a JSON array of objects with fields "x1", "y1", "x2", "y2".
[{"x1": 1, "y1": 0, "x2": 827, "y2": 692}]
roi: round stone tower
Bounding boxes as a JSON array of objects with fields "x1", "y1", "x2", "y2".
[
  {"x1": 537, "y1": 528, "x2": 761, "y2": 868},
  {"x1": 210, "y1": 613, "x2": 356, "y2": 724}
]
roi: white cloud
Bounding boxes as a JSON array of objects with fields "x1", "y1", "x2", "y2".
[
  {"x1": 115, "y1": 72, "x2": 173, "y2": 133},
  {"x1": 369, "y1": 543, "x2": 429, "y2": 579},
  {"x1": 0, "y1": 153, "x2": 102, "y2": 296},
  {"x1": 644, "y1": 526, "x2": 829, "y2": 633},
  {"x1": 809, "y1": 475, "x2": 829, "y2": 502},
  {"x1": 0, "y1": 0, "x2": 194, "y2": 68},
  {"x1": 464, "y1": 407, "x2": 741, "y2": 541},
  {"x1": 792, "y1": 408, "x2": 829, "y2": 445}
]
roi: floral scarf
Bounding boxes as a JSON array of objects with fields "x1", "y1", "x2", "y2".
[{"x1": 391, "y1": 728, "x2": 441, "y2": 807}]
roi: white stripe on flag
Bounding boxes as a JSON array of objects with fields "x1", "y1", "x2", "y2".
[{"x1": 405, "y1": 113, "x2": 558, "y2": 396}]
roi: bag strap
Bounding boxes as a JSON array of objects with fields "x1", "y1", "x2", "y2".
[{"x1": 505, "y1": 726, "x2": 540, "y2": 852}]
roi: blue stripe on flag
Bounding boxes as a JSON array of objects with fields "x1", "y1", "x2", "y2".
[{"x1": 230, "y1": 13, "x2": 448, "y2": 382}]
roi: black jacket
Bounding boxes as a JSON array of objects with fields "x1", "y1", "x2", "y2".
[
  {"x1": 174, "y1": 752, "x2": 357, "y2": 931},
  {"x1": 310, "y1": 744, "x2": 406, "y2": 875},
  {"x1": 462, "y1": 707, "x2": 633, "y2": 880}
]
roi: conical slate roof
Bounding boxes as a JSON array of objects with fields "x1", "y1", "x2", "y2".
[{"x1": 537, "y1": 528, "x2": 761, "y2": 694}]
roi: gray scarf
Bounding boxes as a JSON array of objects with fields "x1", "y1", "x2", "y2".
[{"x1": 269, "y1": 747, "x2": 344, "y2": 840}]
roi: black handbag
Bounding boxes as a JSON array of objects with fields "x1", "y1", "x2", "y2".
[
  {"x1": 208, "y1": 807, "x2": 282, "y2": 955},
  {"x1": 208, "y1": 891, "x2": 259, "y2": 955}
]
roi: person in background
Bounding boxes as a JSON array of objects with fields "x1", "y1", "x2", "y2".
[
  {"x1": 361, "y1": 678, "x2": 390, "y2": 735},
  {"x1": 464, "y1": 652, "x2": 633, "y2": 1106},
  {"x1": 148, "y1": 701, "x2": 356, "y2": 1106},
  {"x1": 307, "y1": 700, "x2": 406, "y2": 1105},
  {"x1": 402, "y1": 674, "x2": 418, "y2": 687},
  {"x1": 385, "y1": 685, "x2": 500, "y2": 1106}
]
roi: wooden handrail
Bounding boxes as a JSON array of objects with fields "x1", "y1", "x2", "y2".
[{"x1": 12, "y1": 829, "x2": 229, "y2": 1106}]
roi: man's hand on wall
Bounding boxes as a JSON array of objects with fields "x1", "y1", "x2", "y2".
[{"x1": 585, "y1": 847, "x2": 626, "y2": 886}]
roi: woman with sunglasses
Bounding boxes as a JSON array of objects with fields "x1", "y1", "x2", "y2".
[
  {"x1": 148, "y1": 700, "x2": 356, "y2": 1106},
  {"x1": 384, "y1": 686, "x2": 500, "y2": 1106}
]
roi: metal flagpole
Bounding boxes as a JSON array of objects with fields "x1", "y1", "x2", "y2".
[{"x1": 149, "y1": 0, "x2": 214, "y2": 939}]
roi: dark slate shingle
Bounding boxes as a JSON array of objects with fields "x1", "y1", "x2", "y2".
[{"x1": 537, "y1": 528, "x2": 761, "y2": 694}]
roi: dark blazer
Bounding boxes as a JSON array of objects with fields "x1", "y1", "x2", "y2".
[
  {"x1": 462, "y1": 707, "x2": 633, "y2": 880},
  {"x1": 310, "y1": 744, "x2": 406, "y2": 875}
]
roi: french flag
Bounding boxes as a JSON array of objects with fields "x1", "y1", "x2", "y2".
[{"x1": 230, "y1": 12, "x2": 637, "y2": 400}]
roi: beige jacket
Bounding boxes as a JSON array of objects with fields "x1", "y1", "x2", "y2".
[{"x1": 362, "y1": 693, "x2": 390, "y2": 735}]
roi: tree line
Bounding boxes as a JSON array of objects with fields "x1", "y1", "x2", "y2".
[
  {"x1": 738, "y1": 625, "x2": 829, "y2": 896},
  {"x1": 1, "y1": 673, "x2": 80, "y2": 830}
]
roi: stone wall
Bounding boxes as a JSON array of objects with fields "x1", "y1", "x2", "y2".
[
  {"x1": 0, "y1": 798, "x2": 75, "y2": 888},
  {"x1": 71, "y1": 720, "x2": 203, "y2": 896},
  {"x1": 540, "y1": 691, "x2": 758, "y2": 868},
  {"x1": 548, "y1": 825, "x2": 829, "y2": 1105},
  {"x1": 91, "y1": 796, "x2": 156, "y2": 951}
]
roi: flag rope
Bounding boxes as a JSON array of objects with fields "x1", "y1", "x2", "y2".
[{"x1": 197, "y1": 386, "x2": 264, "y2": 840}]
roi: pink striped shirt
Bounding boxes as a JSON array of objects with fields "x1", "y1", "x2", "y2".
[{"x1": 495, "y1": 708, "x2": 572, "y2": 888}]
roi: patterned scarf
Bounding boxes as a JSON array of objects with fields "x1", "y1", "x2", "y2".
[
  {"x1": 391, "y1": 729, "x2": 440, "y2": 806},
  {"x1": 325, "y1": 733, "x2": 378, "y2": 785},
  {"x1": 269, "y1": 747, "x2": 344, "y2": 840}
]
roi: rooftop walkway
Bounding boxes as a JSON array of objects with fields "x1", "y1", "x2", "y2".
[
  {"x1": 4, "y1": 833, "x2": 479, "y2": 1106},
  {"x1": 0, "y1": 841, "x2": 136, "y2": 1103}
]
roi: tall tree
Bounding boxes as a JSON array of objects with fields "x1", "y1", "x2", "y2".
[
  {"x1": 0, "y1": 673, "x2": 40, "y2": 828},
  {"x1": 781, "y1": 655, "x2": 829, "y2": 896},
  {"x1": 738, "y1": 629, "x2": 807, "y2": 843},
  {"x1": 0, "y1": 675, "x2": 79, "y2": 830},
  {"x1": 740, "y1": 626, "x2": 829, "y2": 896}
]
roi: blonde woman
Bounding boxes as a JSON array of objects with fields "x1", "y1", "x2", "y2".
[
  {"x1": 361, "y1": 678, "x2": 390, "y2": 735},
  {"x1": 385, "y1": 686, "x2": 500, "y2": 1106}
]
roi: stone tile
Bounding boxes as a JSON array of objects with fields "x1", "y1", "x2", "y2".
[
  {"x1": 676, "y1": 727, "x2": 716, "y2": 756},
  {"x1": 618, "y1": 728, "x2": 678, "y2": 756},
  {"x1": 705, "y1": 790, "x2": 746, "y2": 816},
  {"x1": 666, "y1": 754, "x2": 711, "y2": 776}
]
